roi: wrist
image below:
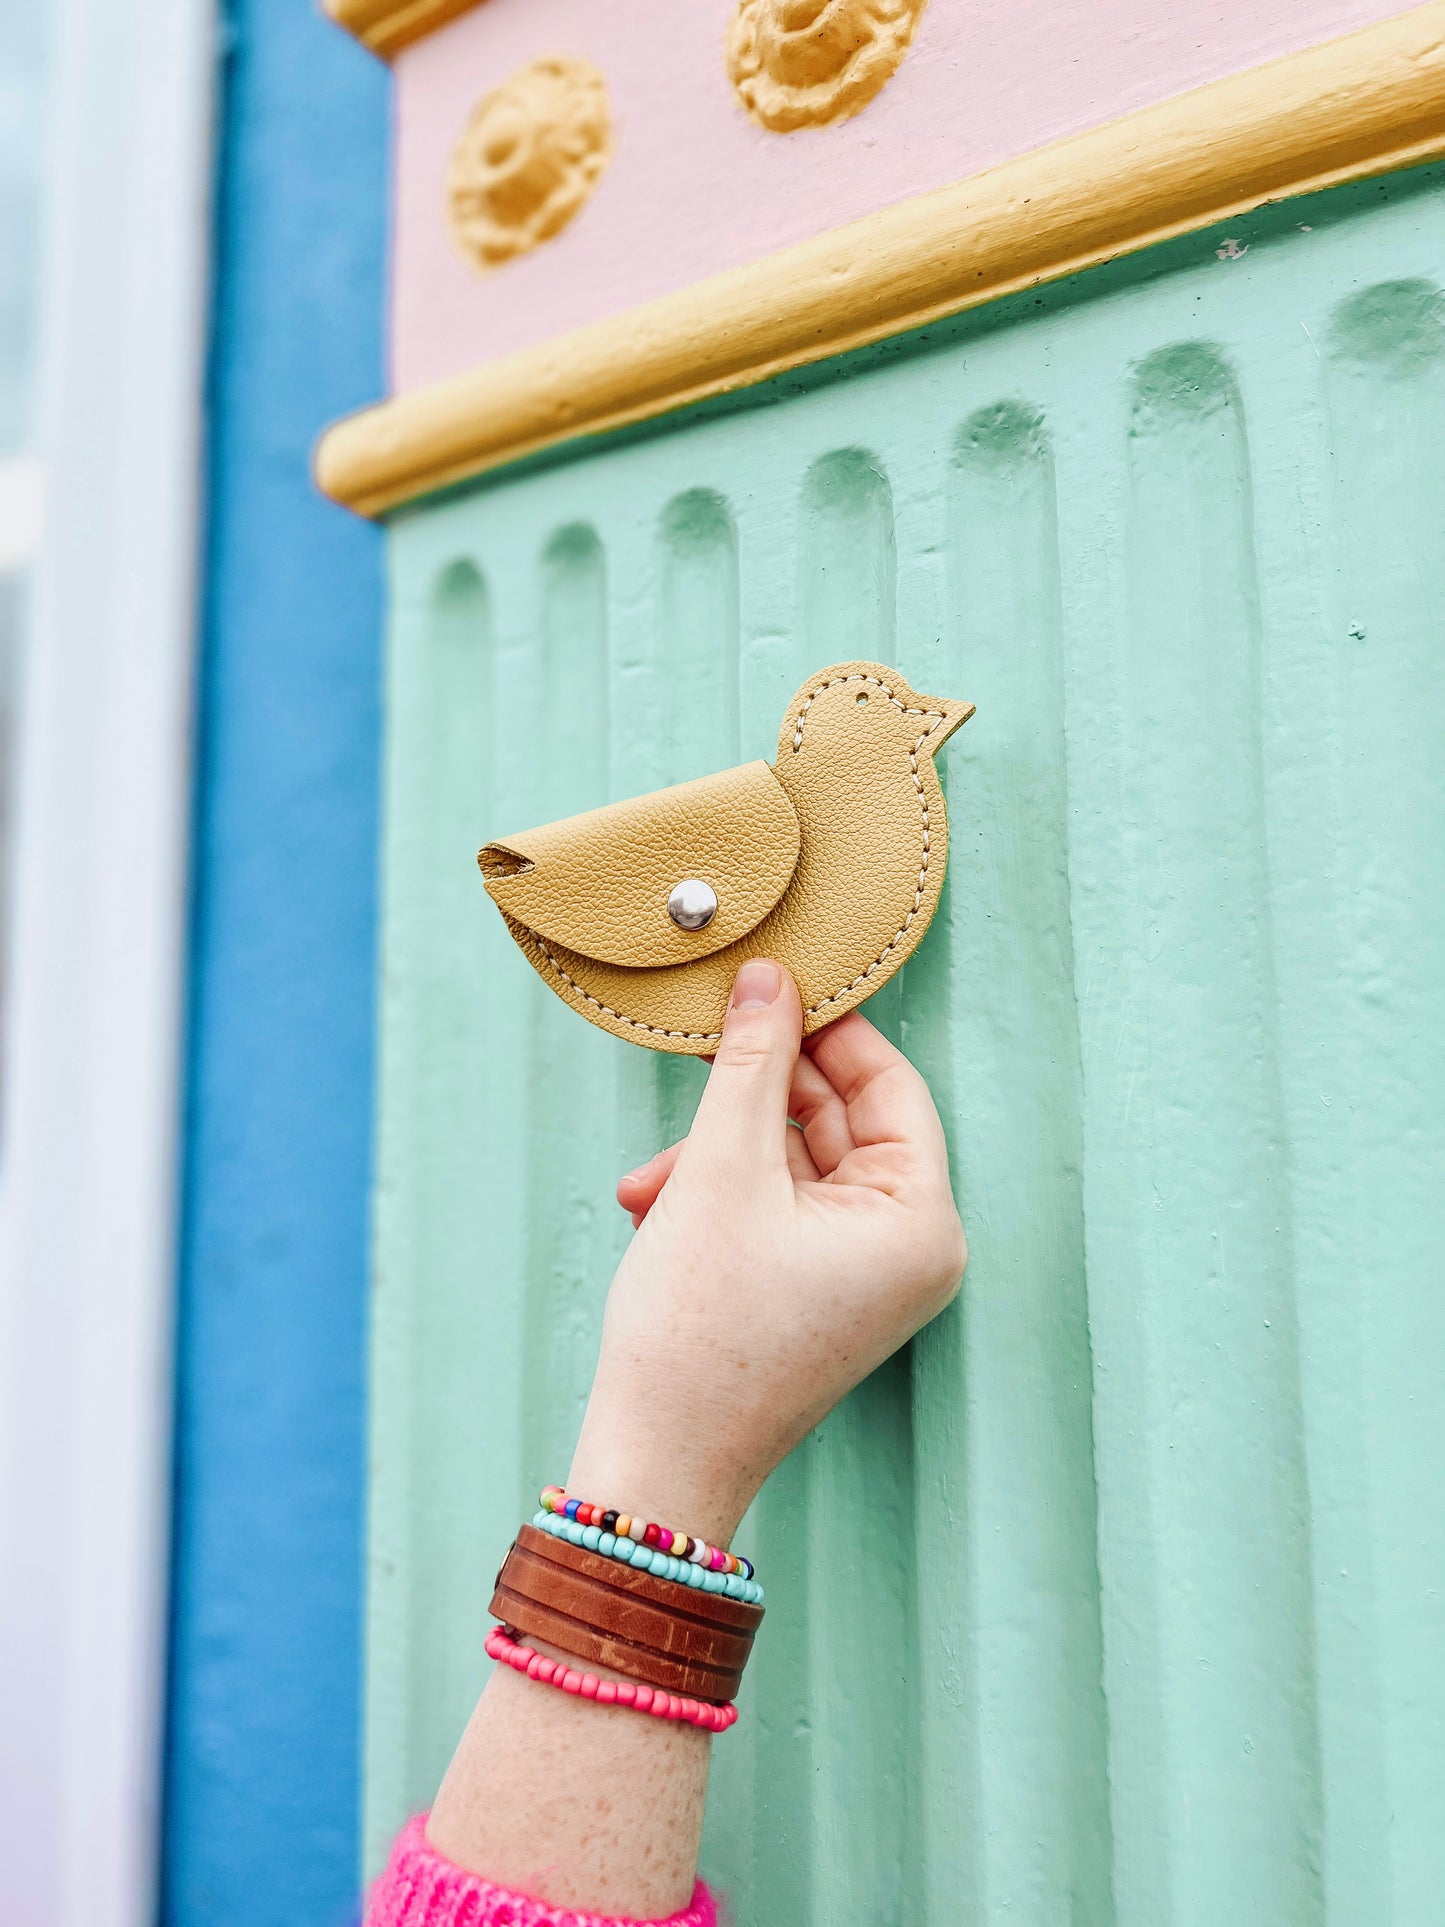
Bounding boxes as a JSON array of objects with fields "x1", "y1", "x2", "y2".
[{"x1": 566, "y1": 1421, "x2": 759, "y2": 1549}]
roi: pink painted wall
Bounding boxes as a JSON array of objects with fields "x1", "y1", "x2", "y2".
[{"x1": 391, "y1": 0, "x2": 1419, "y2": 393}]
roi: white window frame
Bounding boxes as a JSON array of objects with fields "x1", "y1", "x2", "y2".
[{"x1": 0, "y1": 0, "x2": 214, "y2": 1920}]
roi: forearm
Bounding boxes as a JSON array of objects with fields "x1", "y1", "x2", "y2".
[
  {"x1": 426, "y1": 1432, "x2": 752, "y2": 1919},
  {"x1": 427, "y1": 1660, "x2": 710, "y2": 1919}
]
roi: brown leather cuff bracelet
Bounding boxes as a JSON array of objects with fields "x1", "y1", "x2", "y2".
[{"x1": 490, "y1": 1523, "x2": 765, "y2": 1703}]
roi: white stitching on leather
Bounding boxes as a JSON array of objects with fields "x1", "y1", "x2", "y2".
[
  {"x1": 789, "y1": 672, "x2": 945, "y2": 1015},
  {"x1": 532, "y1": 932, "x2": 724, "y2": 1043},
  {"x1": 530, "y1": 671, "x2": 947, "y2": 1042}
]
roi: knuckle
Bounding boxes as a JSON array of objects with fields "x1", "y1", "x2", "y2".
[{"x1": 714, "y1": 1033, "x2": 779, "y2": 1075}]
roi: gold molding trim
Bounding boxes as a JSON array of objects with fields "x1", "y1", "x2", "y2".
[
  {"x1": 317, "y1": 3, "x2": 1445, "y2": 517},
  {"x1": 324, "y1": 0, "x2": 483, "y2": 62}
]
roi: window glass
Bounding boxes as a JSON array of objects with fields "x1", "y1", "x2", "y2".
[{"x1": 0, "y1": 0, "x2": 50, "y2": 1101}]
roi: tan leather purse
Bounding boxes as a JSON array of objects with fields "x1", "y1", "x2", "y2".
[{"x1": 478, "y1": 659, "x2": 974, "y2": 1055}]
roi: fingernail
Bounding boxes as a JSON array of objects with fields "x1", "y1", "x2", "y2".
[{"x1": 732, "y1": 959, "x2": 782, "y2": 1010}]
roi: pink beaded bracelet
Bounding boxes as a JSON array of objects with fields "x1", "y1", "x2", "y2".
[{"x1": 485, "y1": 1625, "x2": 740, "y2": 1733}]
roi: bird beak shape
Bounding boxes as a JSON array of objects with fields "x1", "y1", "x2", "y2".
[{"x1": 925, "y1": 696, "x2": 976, "y2": 750}]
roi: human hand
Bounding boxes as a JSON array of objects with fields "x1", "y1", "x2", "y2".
[{"x1": 567, "y1": 958, "x2": 966, "y2": 1546}]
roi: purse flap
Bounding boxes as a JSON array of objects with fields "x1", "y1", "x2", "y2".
[{"x1": 478, "y1": 759, "x2": 801, "y2": 969}]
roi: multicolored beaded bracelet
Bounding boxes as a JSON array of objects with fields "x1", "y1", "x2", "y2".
[
  {"x1": 486, "y1": 1625, "x2": 740, "y2": 1732},
  {"x1": 540, "y1": 1486, "x2": 755, "y2": 1582},
  {"x1": 531, "y1": 1511, "x2": 765, "y2": 1605}
]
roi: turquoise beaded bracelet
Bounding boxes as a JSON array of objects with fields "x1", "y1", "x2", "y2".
[{"x1": 531, "y1": 1511, "x2": 765, "y2": 1605}]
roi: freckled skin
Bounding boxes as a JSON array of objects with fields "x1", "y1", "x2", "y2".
[{"x1": 425, "y1": 964, "x2": 964, "y2": 1916}]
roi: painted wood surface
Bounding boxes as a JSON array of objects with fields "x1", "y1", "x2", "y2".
[
  {"x1": 368, "y1": 169, "x2": 1445, "y2": 1923},
  {"x1": 390, "y1": 0, "x2": 1421, "y2": 387}
]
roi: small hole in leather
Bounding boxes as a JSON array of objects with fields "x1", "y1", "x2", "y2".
[{"x1": 478, "y1": 845, "x2": 535, "y2": 881}]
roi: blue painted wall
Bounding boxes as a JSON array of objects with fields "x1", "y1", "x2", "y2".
[{"x1": 162, "y1": 0, "x2": 386, "y2": 1920}]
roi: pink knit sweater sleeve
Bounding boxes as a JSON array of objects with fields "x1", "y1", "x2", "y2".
[{"x1": 365, "y1": 1816, "x2": 718, "y2": 1927}]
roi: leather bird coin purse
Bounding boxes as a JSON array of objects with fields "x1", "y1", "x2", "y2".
[{"x1": 478, "y1": 659, "x2": 974, "y2": 1055}]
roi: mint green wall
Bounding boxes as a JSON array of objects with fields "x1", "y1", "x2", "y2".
[{"x1": 368, "y1": 169, "x2": 1445, "y2": 1925}]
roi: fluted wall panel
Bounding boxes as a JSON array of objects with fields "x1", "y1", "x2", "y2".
[{"x1": 368, "y1": 170, "x2": 1445, "y2": 1923}]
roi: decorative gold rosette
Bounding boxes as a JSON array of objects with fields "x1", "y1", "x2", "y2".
[
  {"x1": 447, "y1": 54, "x2": 612, "y2": 270},
  {"x1": 726, "y1": 0, "x2": 928, "y2": 132}
]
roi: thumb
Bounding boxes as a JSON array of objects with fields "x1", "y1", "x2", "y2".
[{"x1": 685, "y1": 959, "x2": 803, "y2": 1176}]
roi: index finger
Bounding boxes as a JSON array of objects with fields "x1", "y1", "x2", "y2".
[{"x1": 804, "y1": 1009, "x2": 950, "y2": 1163}]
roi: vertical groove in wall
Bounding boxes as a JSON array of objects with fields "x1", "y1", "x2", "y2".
[
  {"x1": 1093, "y1": 344, "x2": 1322, "y2": 1924},
  {"x1": 798, "y1": 449, "x2": 919, "y2": 1926},
  {"x1": 605, "y1": 494, "x2": 743, "y2": 1876},
  {"x1": 1312, "y1": 280, "x2": 1445, "y2": 1921},
  {"x1": 620, "y1": 489, "x2": 740, "y2": 1159},
  {"x1": 368, "y1": 557, "x2": 505, "y2": 1864},
  {"x1": 909, "y1": 402, "x2": 1113, "y2": 1926},
  {"x1": 731, "y1": 532, "x2": 811, "y2": 1926},
  {"x1": 656, "y1": 491, "x2": 741, "y2": 1139},
  {"x1": 655, "y1": 490, "x2": 743, "y2": 780},
  {"x1": 523, "y1": 527, "x2": 616, "y2": 1481}
]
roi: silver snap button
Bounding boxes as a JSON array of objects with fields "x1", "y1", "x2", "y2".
[{"x1": 667, "y1": 879, "x2": 718, "y2": 931}]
